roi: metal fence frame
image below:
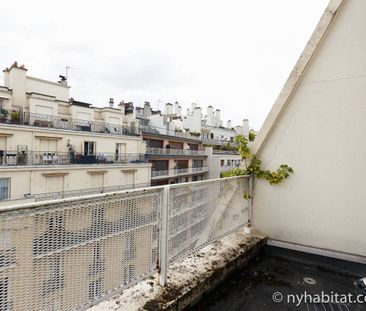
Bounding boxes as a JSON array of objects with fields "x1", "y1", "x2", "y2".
[{"x1": 0, "y1": 176, "x2": 250, "y2": 310}]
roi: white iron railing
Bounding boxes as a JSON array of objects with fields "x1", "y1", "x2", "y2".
[
  {"x1": 146, "y1": 147, "x2": 206, "y2": 156},
  {"x1": 0, "y1": 176, "x2": 250, "y2": 311},
  {"x1": 151, "y1": 166, "x2": 209, "y2": 179}
]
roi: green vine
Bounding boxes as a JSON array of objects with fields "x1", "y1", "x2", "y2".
[{"x1": 222, "y1": 135, "x2": 293, "y2": 186}]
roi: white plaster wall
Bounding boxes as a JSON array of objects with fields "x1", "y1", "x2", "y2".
[
  {"x1": 5, "y1": 68, "x2": 27, "y2": 107},
  {"x1": 149, "y1": 114, "x2": 164, "y2": 129},
  {"x1": 182, "y1": 108, "x2": 202, "y2": 132},
  {"x1": 26, "y1": 76, "x2": 70, "y2": 102},
  {"x1": 70, "y1": 105, "x2": 95, "y2": 121},
  {"x1": 29, "y1": 97, "x2": 56, "y2": 116},
  {"x1": 253, "y1": 0, "x2": 366, "y2": 257},
  {"x1": 202, "y1": 126, "x2": 236, "y2": 141},
  {"x1": 0, "y1": 125, "x2": 146, "y2": 154},
  {"x1": 205, "y1": 147, "x2": 241, "y2": 179},
  {"x1": 0, "y1": 165, "x2": 150, "y2": 199}
]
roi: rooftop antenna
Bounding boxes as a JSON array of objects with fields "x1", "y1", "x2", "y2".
[{"x1": 66, "y1": 66, "x2": 70, "y2": 81}]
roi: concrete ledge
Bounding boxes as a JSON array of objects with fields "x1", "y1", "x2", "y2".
[{"x1": 88, "y1": 230, "x2": 266, "y2": 311}]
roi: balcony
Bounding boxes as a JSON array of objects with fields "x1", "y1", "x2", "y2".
[
  {"x1": 151, "y1": 166, "x2": 208, "y2": 179},
  {"x1": 0, "y1": 111, "x2": 141, "y2": 137},
  {"x1": 0, "y1": 176, "x2": 249, "y2": 311},
  {"x1": 146, "y1": 147, "x2": 206, "y2": 157},
  {"x1": 140, "y1": 125, "x2": 202, "y2": 141},
  {"x1": 202, "y1": 138, "x2": 235, "y2": 146},
  {"x1": 33, "y1": 182, "x2": 150, "y2": 202},
  {"x1": 212, "y1": 149, "x2": 240, "y2": 155},
  {"x1": 0, "y1": 151, "x2": 147, "y2": 166},
  {"x1": 188, "y1": 245, "x2": 366, "y2": 310}
]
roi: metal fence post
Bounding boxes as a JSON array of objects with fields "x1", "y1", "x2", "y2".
[
  {"x1": 158, "y1": 185, "x2": 169, "y2": 286},
  {"x1": 244, "y1": 175, "x2": 254, "y2": 234}
]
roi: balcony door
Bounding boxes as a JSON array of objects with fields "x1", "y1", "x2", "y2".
[
  {"x1": 84, "y1": 141, "x2": 95, "y2": 155},
  {"x1": 115, "y1": 143, "x2": 126, "y2": 162},
  {"x1": 39, "y1": 138, "x2": 57, "y2": 152}
]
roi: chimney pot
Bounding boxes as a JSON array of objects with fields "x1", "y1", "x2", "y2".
[{"x1": 109, "y1": 98, "x2": 114, "y2": 108}]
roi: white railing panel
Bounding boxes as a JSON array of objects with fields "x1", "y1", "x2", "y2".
[
  {"x1": 0, "y1": 188, "x2": 162, "y2": 311},
  {"x1": 167, "y1": 176, "x2": 249, "y2": 262},
  {"x1": 0, "y1": 176, "x2": 249, "y2": 310}
]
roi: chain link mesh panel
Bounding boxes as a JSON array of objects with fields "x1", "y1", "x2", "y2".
[
  {"x1": 0, "y1": 188, "x2": 161, "y2": 311},
  {"x1": 167, "y1": 177, "x2": 249, "y2": 262}
]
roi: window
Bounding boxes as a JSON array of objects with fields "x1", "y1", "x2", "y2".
[
  {"x1": 92, "y1": 208, "x2": 104, "y2": 227},
  {"x1": 193, "y1": 160, "x2": 203, "y2": 168},
  {"x1": 35, "y1": 105, "x2": 52, "y2": 115},
  {"x1": 90, "y1": 173, "x2": 104, "y2": 188},
  {"x1": 125, "y1": 233, "x2": 136, "y2": 261},
  {"x1": 42, "y1": 256, "x2": 64, "y2": 295},
  {"x1": 115, "y1": 143, "x2": 126, "y2": 162},
  {"x1": 45, "y1": 175, "x2": 64, "y2": 193},
  {"x1": 84, "y1": 141, "x2": 95, "y2": 155},
  {"x1": 123, "y1": 265, "x2": 136, "y2": 284},
  {"x1": 90, "y1": 243, "x2": 104, "y2": 276},
  {"x1": 0, "y1": 178, "x2": 10, "y2": 200},
  {"x1": 0, "y1": 277, "x2": 10, "y2": 310},
  {"x1": 48, "y1": 215, "x2": 64, "y2": 232},
  {"x1": 89, "y1": 279, "x2": 101, "y2": 299},
  {"x1": 39, "y1": 139, "x2": 57, "y2": 152},
  {"x1": 220, "y1": 160, "x2": 224, "y2": 167},
  {"x1": 123, "y1": 171, "x2": 135, "y2": 186}
]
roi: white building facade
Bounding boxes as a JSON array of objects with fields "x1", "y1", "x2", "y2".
[
  {"x1": 0, "y1": 63, "x2": 150, "y2": 202},
  {"x1": 205, "y1": 147, "x2": 242, "y2": 179}
]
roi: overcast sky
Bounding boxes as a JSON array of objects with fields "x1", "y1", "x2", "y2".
[{"x1": 1, "y1": 0, "x2": 329, "y2": 130}]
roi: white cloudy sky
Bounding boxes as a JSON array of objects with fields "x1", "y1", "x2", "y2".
[{"x1": 1, "y1": 0, "x2": 329, "y2": 130}]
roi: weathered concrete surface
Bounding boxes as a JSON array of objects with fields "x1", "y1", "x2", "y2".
[{"x1": 88, "y1": 230, "x2": 266, "y2": 311}]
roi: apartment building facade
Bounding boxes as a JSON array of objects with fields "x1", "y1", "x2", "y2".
[
  {"x1": 0, "y1": 63, "x2": 150, "y2": 202},
  {"x1": 205, "y1": 147, "x2": 242, "y2": 179},
  {"x1": 136, "y1": 102, "x2": 208, "y2": 186}
]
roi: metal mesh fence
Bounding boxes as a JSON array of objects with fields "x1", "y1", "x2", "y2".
[
  {"x1": 167, "y1": 177, "x2": 249, "y2": 262},
  {"x1": 0, "y1": 176, "x2": 249, "y2": 310},
  {"x1": 0, "y1": 188, "x2": 161, "y2": 311}
]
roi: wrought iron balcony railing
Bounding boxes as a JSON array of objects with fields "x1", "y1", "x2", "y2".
[
  {"x1": 33, "y1": 182, "x2": 151, "y2": 202},
  {"x1": 202, "y1": 138, "x2": 236, "y2": 146},
  {"x1": 151, "y1": 166, "x2": 208, "y2": 179},
  {"x1": 212, "y1": 149, "x2": 240, "y2": 155},
  {"x1": 140, "y1": 125, "x2": 202, "y2": 141},
  {"x1": 0, "y1": 151, "x2": 147, "y2": 166},
  {"x1": 146, "y1": 147, "x2": 206, "y2": 156},
  {"x1": 0, "y1": 111, "x2": 141, "y2": 137}
]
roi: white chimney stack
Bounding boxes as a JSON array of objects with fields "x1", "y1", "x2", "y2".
[
  {"x1": 174, "y1": 102, "x2": 182, "y2": 116},
  {"x1": 191, "y1": 103, "x2": 197, "y2": 110},
  {"x1": 165, "y1": 103, "x2": 173, "y2": 115},
  {"x1": 109, "y1": 98, "x2": 114, "y2": 108},
  {"x1": 227, "y1": 120, "x2": 232, "y2": 128},
  {"x1": 215, "y1": 109, "x2": 221, "y2": 121},
  {"x1": 242, "y1": 119, "x2": 250, "y2": 138}
]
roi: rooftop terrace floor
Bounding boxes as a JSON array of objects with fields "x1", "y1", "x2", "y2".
[{"x1": 187, "y1": 246, "x2": 366, "y2": 311}]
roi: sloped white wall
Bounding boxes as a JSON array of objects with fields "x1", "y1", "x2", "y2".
[{"x1": 253, "y1": 0, "x2": 366, "y2": 257}]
